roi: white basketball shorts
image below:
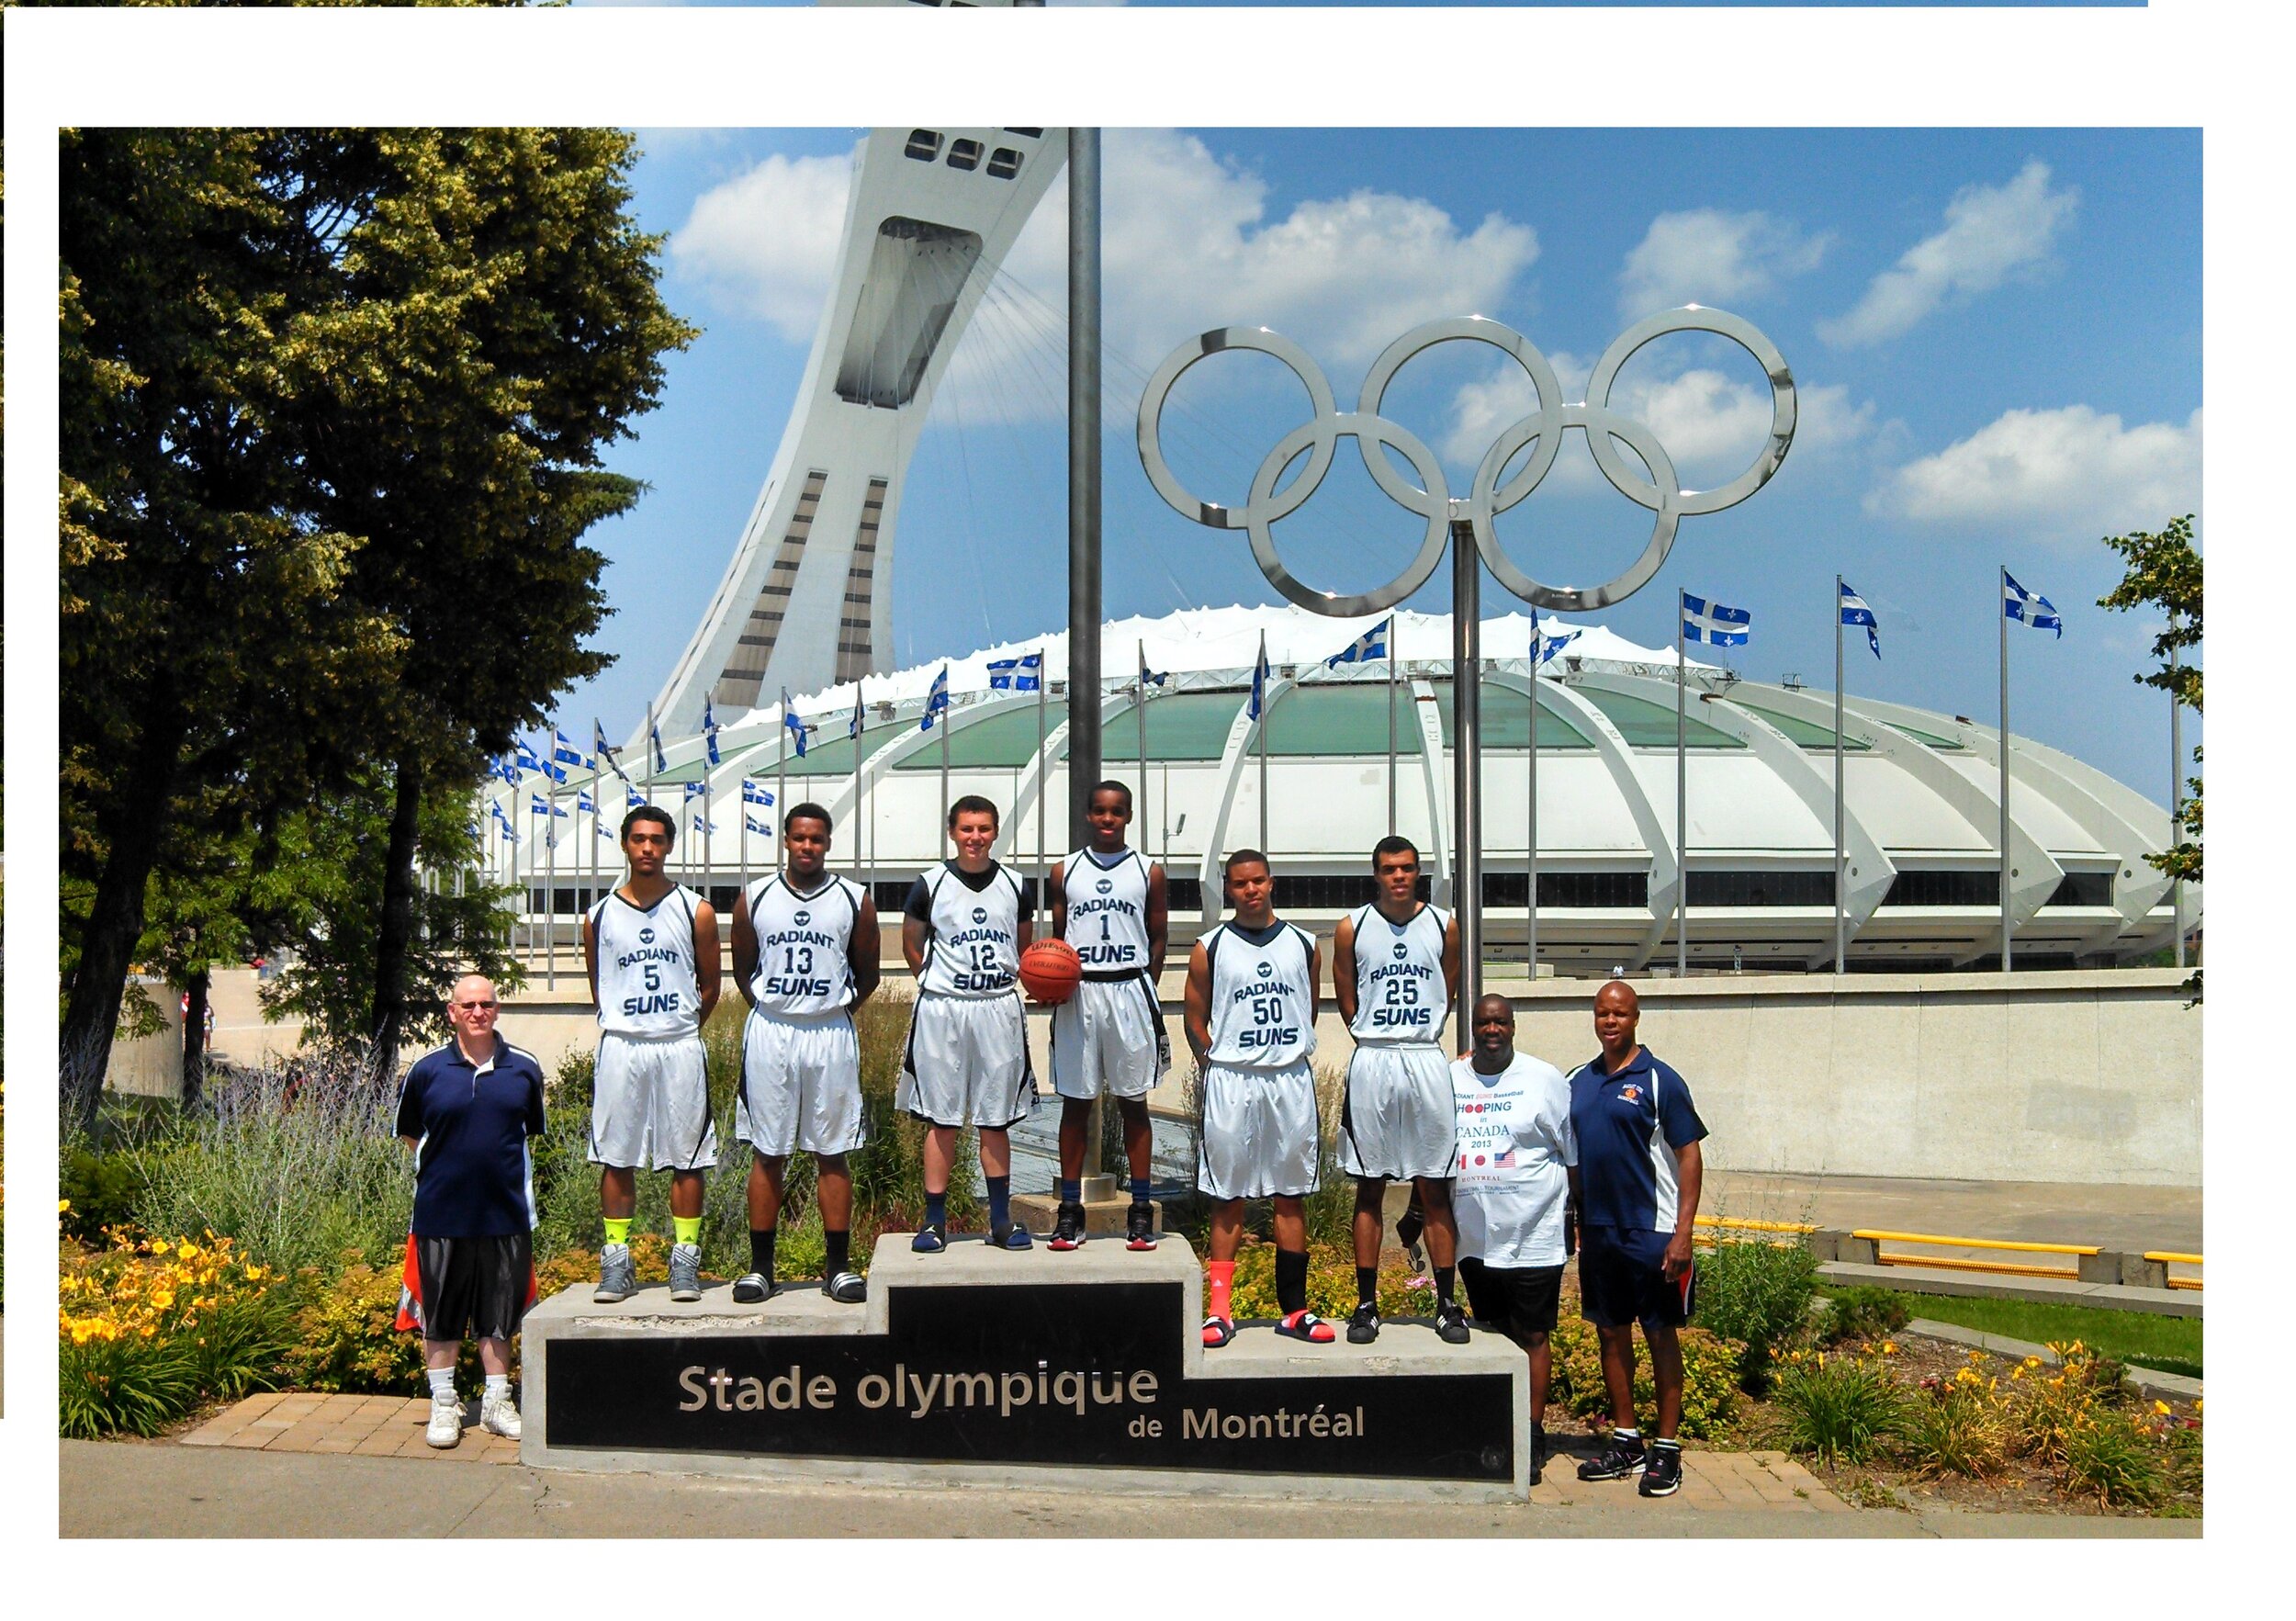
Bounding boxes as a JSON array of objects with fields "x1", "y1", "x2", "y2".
[
  {"x1": 589, "y1": 1030, "x2": 716, "y2": 1172},
  {"x1": 1050, "y1": 974, "x2": 1170, "y2": 1102},
  {"x1": 737, "y1": 1008, "x2": 865, "y2": 1158},
  {"x1": 896, "y1": 992, "x2": 1035, "y2": 1130},
  {"x1": 1337, "y1": 1042, "x2": 1458, "y2": 1181},
  {"x1": 1196, "y1": 1058, "x2": 1321, "y2": 1202}
]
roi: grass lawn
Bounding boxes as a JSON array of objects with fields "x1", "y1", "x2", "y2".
[{"x1": 1826, "y1": 1289, "x2": 2202, "y2": 1379}]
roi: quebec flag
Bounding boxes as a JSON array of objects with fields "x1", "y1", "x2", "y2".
[{"x1": 1682, "y1": 593, "x2": 1752, "y2": 647}]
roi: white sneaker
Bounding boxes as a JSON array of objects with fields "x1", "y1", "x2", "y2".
[
  {"x1": 425, "y1": 1392, "x2": 465, "y2": 1448},
  {"x1": 479, "y1": 1393, "x2": 523, "y2": 1440}
]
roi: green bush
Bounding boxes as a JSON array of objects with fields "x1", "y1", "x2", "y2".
[
  {"x1": 1819, "y1": 1286, "x2": 1910, "y2": 1346},
  {"x1": 2062, "y1": 1409, "x2": 2169, "y2": 1509},
  {"x1": 1547, "y1": 1317, "x2": 1742, "y2": 1440},
  {"x1": 60, "y1": 1331, "x2": 204, "y2": 1439},
  {"x1": 61, "y1": 1145, "x2": 146, "y2": 1244},
  {"x1": 1691, "y1": 1238, "x2": 1817, "y2": 1388},
  {"x1": 1896, "y1": 1383, "x2": 2009, "y2": 1479},
  {"x1": 1770, "y1": 1354, "x2": 1906, "y2": 1464}
]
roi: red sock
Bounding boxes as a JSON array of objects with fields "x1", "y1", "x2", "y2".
[{"x1": 1206, "y1": 1261, "x2": 1235, "y2": 1320}]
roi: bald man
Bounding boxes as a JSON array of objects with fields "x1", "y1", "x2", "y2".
[
  {"x1": 395, "y1": 974, "x2": 547, "y2": 1449},
  {"x1": 1567, "y1": 980, "x2": 1707, "y2": 1499}
]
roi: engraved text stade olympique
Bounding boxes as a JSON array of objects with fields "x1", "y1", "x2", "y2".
[{"x1": 673, "y1": 1360, "x2": 1367, "y2": 1440}]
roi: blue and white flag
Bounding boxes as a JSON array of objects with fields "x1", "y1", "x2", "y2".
[
  {"x1": 490, "y1": 800, "x2": 516, "y2": 836},
  {"x1": 494, "y1": 753, "x2": 521, "y2": 787},
  {"x1": 1533, "y1": 625, "x2": 1581, "y2": 666},
  {"x1": 1247, "y1": 639, "x2": 1270, "y2": 721},
  {"x1": 530, "y1": 794, "x2": 567, "y2": 818},
  {"x1": 850, "y1": 686, "x2": 866, "y2": 740},
  {"x1": 703, "y1": 697, "x2": 722, "y2": 769},
  {"x1": 594, "y1": 719, "x2": 632, "y2": 784},
  {"x1": 987, "y1": 651, "x2": 1043, "y2": 692},
  {"x1": 552, "y1": 727, "x2": 590, "y2": 774},
  {"x1": 2003, "y1": 571, "x2": 2064, "y2": 639},
  {"x1": 921, "y1": 666, "x2": 950, "y2": 731},
  {"x1": 1840, "y1": 581, "x2": 1881, "y2": 659},
  {"x1": 1682, "y1": 593, "x2": 1752, "y2": 647},
  {"x1": 781, "y1": 688, "x2": 809, "y2": 758},
  {"x1": 575, "y1": 789, "x2": 597, "y2": 814},
  {"x1": 741, "y1": 779, "x2": 775, "y2": 807},
  {"x1": 514, "y1": 739, "x2": 544, "y2": 776},
  {"x1": 595, "y1": 813, "x2": 613, "y2": 841},
  {"x1": 650, "y1": 721, "x2": 668, "y2": 774},
  {"x1": 692, "y1": 814, "x2": 715, "y2": 838},
  {"x1": 745, "y1": 814, "x2": 774, "y2": 839},
  {"x1": 1324, "y1": 616, "x2": 1392, "y2": 670},
  {"x1": 625, "y1": 786, "x2": 645, "y2": 810},
  {"x1": 682, "y1": 781, "x2": 707, "y2": 802},
  {"x1": 1139, "y1": 647, "x2": 1167, "y2": 689}
]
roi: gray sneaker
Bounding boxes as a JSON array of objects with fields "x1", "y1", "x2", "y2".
[
  {"x1": 670, "y1": 1243, "x2": 703, "y2": 1302},
  {"x1": 594, "y1": 1243, "x2": 636, "y2": 1303}
]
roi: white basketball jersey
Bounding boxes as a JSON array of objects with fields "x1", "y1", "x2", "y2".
[
  {"x1": 1060, "y1": 848, "x2": 1152, "y2": 974},
  {"x1": 591, "y1": 885, "x2": 705, "y2": 1037},
  {"x1": 1203, "y1": 918, "x2": 1318, "y2": 1068},
  {"x1": 916, "y1": 861, "x2": 1025, "y2": 998},
  {"x1": 1348, "y1": 902, "x2": 1451, "y2": 1047},
  {"x1": 746, "y1": 872, "x2": 864, "y2": 1017}
]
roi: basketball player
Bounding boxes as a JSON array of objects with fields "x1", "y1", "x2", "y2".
[
  {"x1": 1186, "y1": 849, "x2": 1334, "y2": 1348},
  {"x1": 583, "y1": 804, "x2": 722, "y2": 1305},
  {"x1": 1046, "y1": 781, "x2": 1169, "y2": 1251},
  {"x1": 729, "y1": 802, "x2": 882, "y2": 1305},
  {"x1": 1333, "y1": 837, "x2": 1469, "y2": 1345},
  {"x1": 896, "y1": 794, "x2": 1035, "y2": 1252}
]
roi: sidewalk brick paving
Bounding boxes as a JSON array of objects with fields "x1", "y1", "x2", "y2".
[
  {"x1": 178, "y1": 1393, "x2": 1851, "y2": 1506},
  {"x1": 180, "y1": 1390, "x2": 522, "y2": 1464}
]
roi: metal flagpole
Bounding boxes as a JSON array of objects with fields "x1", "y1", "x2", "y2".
[
  {"x1": 1676, "y1": 593, "x2": 1688, "y2": 980},
  {"x1": 1037, "y1": 646, "x2": 1049, "y2": 920},
  {"x1": 1834, "y1": 574, "x2": 1847, "y2": 974},
  {"x1": 1387, "y1": 615, "x2": 1399, "y2": 831},
  {"x1": 1527, "y1": 625, "x2": 1538, "y2": 974},
  {"x1": 940, "y1": 696, "x2": 951, "y2": 835},
  {"x1": 2169, "y1": 625, "x2": 2185, "y2": 969},
  {"x1": 1138, "y1": 641, "x2": 1151, "y2": 869},
  {"x1": 546, "y1": 755, "x2": 558, "y2": 991},
  {"x1": 1999, "y1": 565, "x2": 2012, "y2": 973},
  {"x1": 1451, "y1": 520, "x2": 1483, "y2": 1017},
  {"x1": 780, "y1": 692, "x2": 791, "y2": 866},
  {"x1": 1067, "y1": 127, "x2": 1104, "y2": 848},
  {"x1": 1257, "y1": 628, "x2": 1269, "y2": 854}
]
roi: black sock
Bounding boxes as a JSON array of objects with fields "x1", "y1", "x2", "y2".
[
  {"x1": 1435, "y1": 1266, "x2": 1456, "y2": 1303},
  {"x1": 1356, "y1": 1266, "x2": 1379, "y2": 1307},
  {"x1": 1276, "y1": 1248, "x2": 1310, "y2": 1315},
  {"x1": 824, "y1": 1228, "x2": 850, "y2": 1277},
  {"x1": 749, "y1": 1228, "x2": 776, "y2": 1279}
]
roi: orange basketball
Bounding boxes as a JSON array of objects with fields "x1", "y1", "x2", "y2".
[{"x1": 1019, "y1": 938, "x2": 1084, "y2": 1005}]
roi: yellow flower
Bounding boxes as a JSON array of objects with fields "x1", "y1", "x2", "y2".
[
  {"x1": 2195, "y1": 1400, "x2": 2203, "y2": 1414},
  {"x1": 177, "y1": 1242, "x2": 198, "y2": 1261},
  {"x1": 59, "y1": 1199, "x2": 73, "y2": 1214},
  {"x1": 1881, "y1": 1341, "x2": 1897, "y2": 1355},
  {"x1": 150, "y1": 1290, "x2": 174, "y2": 1311},
  {"x1": 2155, "y1": 1401, "x2": 2172, "y2": 1416},
  {"x1": 2023, "y1": 1356, "x2": 2043, "y2": 1368}
]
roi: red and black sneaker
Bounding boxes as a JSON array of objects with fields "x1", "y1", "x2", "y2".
[
  {"x1": 1275, "y1": 1309, "x2": 1336, "y2": 1344},
  {"x1": 1048, "y1": 1202, "x2": 1086, "y2": 1252},
  {"x1": 1125, "y1": 1201, "x2": 1158, "y2": 1251}
]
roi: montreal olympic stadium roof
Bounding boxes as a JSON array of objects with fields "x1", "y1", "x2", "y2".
[{"x1": 491, "y1": 604, "x2": 2193, "y2": 974}]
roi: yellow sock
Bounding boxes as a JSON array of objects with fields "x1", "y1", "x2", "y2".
[
  {"x1": 603, "y1": 1219, "x2": 632, "y2": 1248},
  {"x1": 674, "y1": 1216, "x2": 702, "y2": 1247}
]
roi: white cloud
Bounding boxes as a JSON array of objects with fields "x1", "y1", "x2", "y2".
[
  {"x1": 666, "y1": 146, "x2": 859, "y2": 343},
  {"x1": 1818, "y1": 159, "x2": 2078, "y2": 348},
  {"x1": 1617, "y1": 208, "x2": 1829, "y2": 321},
  {"x1": 1869, "y1": 405, "x2": 2200, "y2": 539}
]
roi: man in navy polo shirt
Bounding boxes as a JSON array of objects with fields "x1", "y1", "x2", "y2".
[
  {"x1": 395, "y1": 974, "x2": 548, "y2": 1449},
  {"x1": 1568, "y1": 979, "x2": 1706, "y2": 1498}
]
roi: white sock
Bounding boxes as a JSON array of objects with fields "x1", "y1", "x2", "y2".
[
  {"x1": 485, "y1": 1375, "x2": 511, "y2": 1402},
  {"x1": 428, "y1": 1367, "x2": 456, "y2": 1401}
]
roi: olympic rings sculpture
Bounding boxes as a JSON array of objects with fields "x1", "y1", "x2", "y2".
[{"x1": 1135, "y1": 308, "x2": 1796, "y2": 616}]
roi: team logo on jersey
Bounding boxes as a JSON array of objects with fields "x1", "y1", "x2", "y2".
[
  {"x1": 638, "y1": 927, "x2": 656, "y2": 945},
  {"x1": 1619, "y1": 1085, "x2": 1642, "y2": 1103},
  {"x1": 1392, "y1": 941, "x2": 1409, "y2": 960},
  {"x1": 1097, "y1": 878, "x2": 1113, "y2": 895},
  {"x1": 1256, "y1": 962, "x2": 1274, "y2": 979},
  {"x1": 793, "y1": 910, "x2": 812, "y2": 927},
  {"x1": 973, "y1": 906, "x2": 988, "y2": 924}
]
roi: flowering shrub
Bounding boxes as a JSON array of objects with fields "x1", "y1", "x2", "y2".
[
  {"x1": 1547, "y1": 1317, "x2": 1742, "y2": 1440},
  {"x1": 58, "y1": 1223, "x2": 291, "y2": 1437},
  {"x1": 1768, "y1": 1349, "x2": 1906, "y2": 1464}
]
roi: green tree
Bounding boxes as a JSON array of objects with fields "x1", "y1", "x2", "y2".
[{"x1": 2098, "y1": 513, "x2": 2200, "y2": 998}]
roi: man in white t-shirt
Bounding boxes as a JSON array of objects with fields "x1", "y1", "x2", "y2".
[{"x1": 1450, "y1": 992, "x2": 1575, "y2": 1481}]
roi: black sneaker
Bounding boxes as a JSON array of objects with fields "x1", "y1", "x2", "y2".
[
  {"x1": 1530, "y1": 1422, "x2": 1548, "y2": 1482},
  {"x1": 1435, "y1": 1299, "x2": 1470, "y2": 1345},
  {"x1": 1048, "y1": 1202, "x2": 1086, "y2": 1252},
  {"x1": 1638, "y1": 1441, "x2": 1683, "y2": 1497},
  {"x1": 1345, "y1": 1301, "x2": 1381, "y2": 1344},
  {"x1": 1125, "y1": 1201, "x2": 1158, "y2": 1251},
  {"x1": 1577, "y1": 1434, "x2": 1649, "y2": 1482},
  {"x1": 1395, "y1": 1205, "x2": 1426, "y2": 1274}
]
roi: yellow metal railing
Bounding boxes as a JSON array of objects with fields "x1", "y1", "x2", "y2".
[{"x1": 1690, "y1": 1220, "x2": 2202, "y2": 1289}]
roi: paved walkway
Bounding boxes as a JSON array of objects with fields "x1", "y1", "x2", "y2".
[
  {"x1": 61, "y1": 1397, "x2": 2197, "y2": 1538},
  {"x1": 1702, "y1": 1169, "x2": 2201, "y2": 1256}
]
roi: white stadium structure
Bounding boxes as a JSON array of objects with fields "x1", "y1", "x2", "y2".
[{"x1": 478, "y1": 125, "x2": 2196, "y2": 974}]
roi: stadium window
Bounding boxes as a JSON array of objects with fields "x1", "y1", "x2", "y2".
[
  {"x1": 2043, "y1": 871, "x2": 2114, "y2": 908},
  {"x1": 1879, "y1": 870, "x2": 2001, "y2": 907},
  {"x1": 1004, "y1": 129, "x2": 1045, "y2": 139},
  {"x1": 904, "y1": 129, "x2": 943, "y2": 161},
  {"x1": 1165, "y1": 877, "x2": 1203, "y2": 914},
  {"x1": 1685, "y1": 871, "x2": 1835, "y2": 907},
  {"x1": 1484, "y1": 871, "x2": 1649, "y2": 908},
  {"x1": 947, "y1": 139, "x2": 984, "y2": 172},
  {"x1": 987, "y1": 148, "x2": 1023, "y2": 179}
]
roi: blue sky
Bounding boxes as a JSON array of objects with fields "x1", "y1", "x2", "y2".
[{"x1": 570, "y1": 127, "x2": 2200, "y2": 800}]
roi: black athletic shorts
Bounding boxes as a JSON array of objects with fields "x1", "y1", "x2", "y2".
[
  {"x1": 413, "y1": 1233, "x2": 534, "y2": 1343},
  {"x1": 1459, "y1": 1256, "x2": 1564, "y2": 1340},
  {"x1": 1577, "y1": 1225, "x2": 1695, "y2": 1331}
]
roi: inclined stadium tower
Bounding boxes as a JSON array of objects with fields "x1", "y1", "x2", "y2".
[{"x1": 487, "y1": 122, "x2": 2194, "y2": 974}]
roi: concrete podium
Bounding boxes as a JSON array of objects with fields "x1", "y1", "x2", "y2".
[{"x1": 523, "y1": 1235, "x2": 1529, "y2": 1501}]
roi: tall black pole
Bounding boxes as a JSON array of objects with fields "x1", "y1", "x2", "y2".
[
  {"x1": 1067, "y1": 129, "x2": 1103, "y2": 847},
  {"x1": 1451, "y1": 518, "x2": 1482, "y2": 1022}
]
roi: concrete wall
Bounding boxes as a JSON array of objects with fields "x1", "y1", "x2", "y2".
[{"x1": 198, "y1": 965, "x2": 2200, "y2": 1188}]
